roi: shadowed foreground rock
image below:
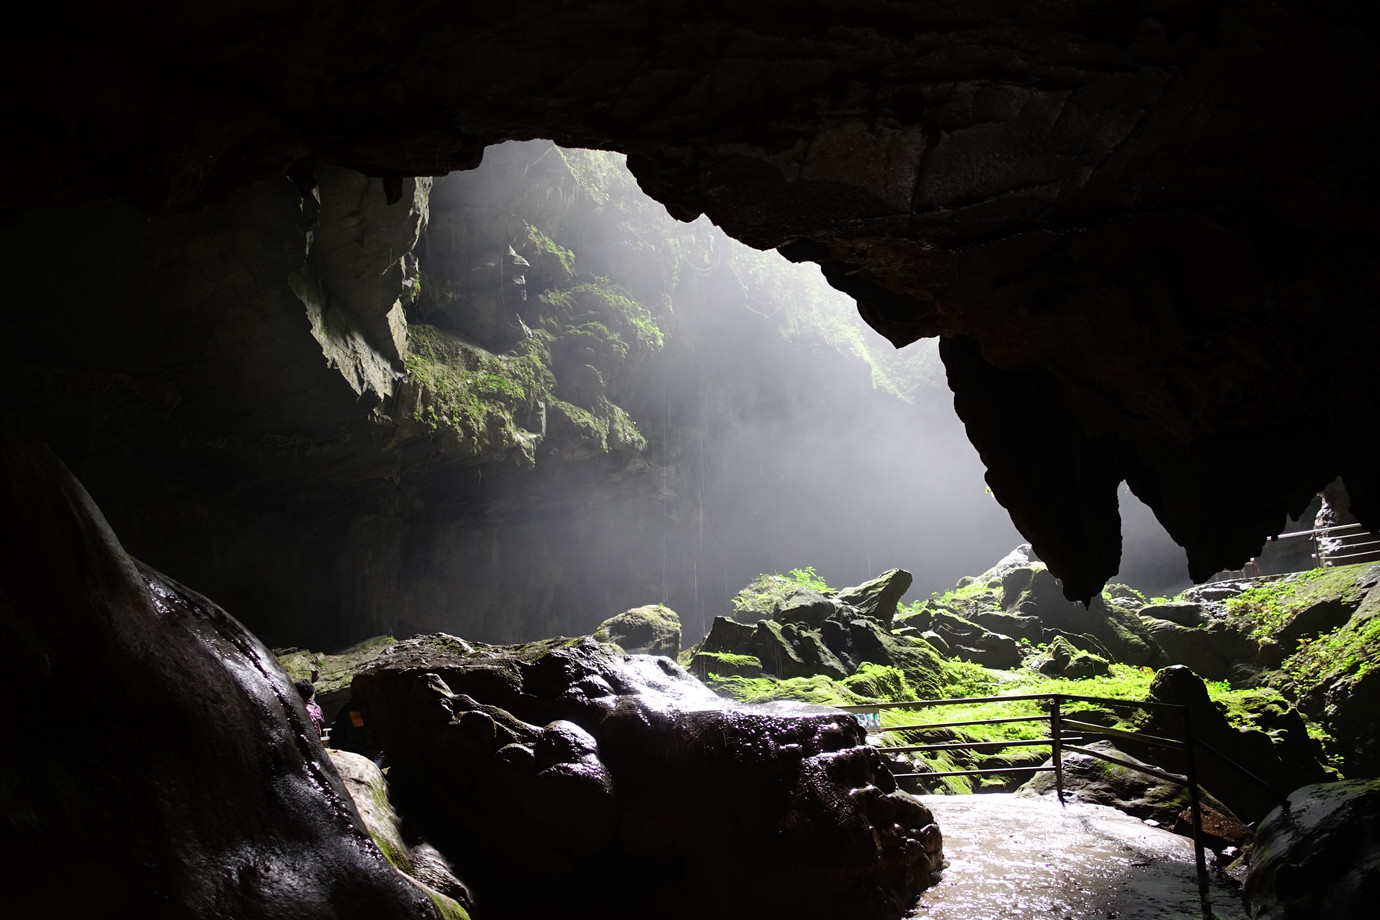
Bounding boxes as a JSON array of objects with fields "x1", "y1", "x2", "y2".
[
  {"x1": 352, "y1": 636, "x2": 942, "y2": 920},
  {"x1": 1247, "y1": 780, "x2": 1380, "y2": 920},
  {"x1": 0, "y1": 434, "x2": 436, "y2": 920}
]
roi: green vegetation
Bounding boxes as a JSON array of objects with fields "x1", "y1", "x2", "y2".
[
  {"x1": 528, "y1": 225, "x2": 575, "y2": 275},
  {"x1": 693, "y1": 651, "x2": 763, "y2": 677},
  {"x1": 569, "y1": 280, "x2": 664, "y2": 351},
  {"x1": 548, "y1": 398, "x2": 646, "y2": 454},
  {"x1": 731, "y1": 567, "x2": 834, "y2": 618},
  {"x1": 1286, "y1": 607, "x2": 1380, "y2": 694},
  {"x1": 707, "y1": 673, "x2": 870, "y2": 706},
  {"x1": 842, "y1": 663, "x2": 919, "y2": 701},
  {"x1": 1224, "y1": 564, "x2": 1373, "y2": 640},
  {"x1": 402, "y1": 323, "x2": 553, "y2": 464}
]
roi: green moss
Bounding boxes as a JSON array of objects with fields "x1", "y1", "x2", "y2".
[
  {"x1": 1224, "y1": 563, "x2": 1373, "y2": 640},
  {"x1": 841, "y1": 663, "x2": 919, "y2": 702},
  {"x1": 423, "y1": 889, "x2": 472, "y2": 920},
  {"x1": 701, "y1": 651, "x2": 762, "y2": 669},
  {"x1": 528, "y1": 225, "x2": 576, "y2": 275},
  {"x1": 569, "y1": 279, "x2": 664, "y2": 352},
  {"x1": 1285, "y1": 604, "x2": 1380, "y2": 694},
  {"x1": 402, "y1": 324, "x2": 554, "y2": 462},
  {"x1": 731, "y1": 568, "x2": 834, "y2": 618},
  {"x1": 370, "y1": 830, "x2": 403, "y2": 868},
  {"x1": 548, "y1": 398, "x2": 646, "y2": 454},
  {"x1": 704, "y1": 672, "x2": 868, "y2": 706}
]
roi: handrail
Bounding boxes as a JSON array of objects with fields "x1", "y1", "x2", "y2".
[
  {"x1": 837, "y1": 691, "x2": 1289, "y2": 898},
  {"x1": 1268, "y1": 520, "x2": 1380, "y2": 569}
]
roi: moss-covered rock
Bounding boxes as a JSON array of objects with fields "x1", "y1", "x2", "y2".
[
  {"x1": 834, "y1": 568, "x2": 913, "y2": 627},
  {"x1": 1031, "y1": 635, "x2": 1111, "y2": 679},
  {"x1": 593, "y1": 603, "x2": 681, "y2": 657},
  {"x1": 689, "y1": 650, "x2": 763, "y2": 679},
  {"x1": 396, "y1": 323, "x2": 552, "y2": 465}
]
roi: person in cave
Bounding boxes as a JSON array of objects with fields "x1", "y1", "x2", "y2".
[{"x1": 294, "y1": 679, "x2": 327, "y2": 738}]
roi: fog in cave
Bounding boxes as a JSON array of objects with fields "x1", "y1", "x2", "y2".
[{"x1": 410, "y1": 141, "x2": 1195, "y2": 644}]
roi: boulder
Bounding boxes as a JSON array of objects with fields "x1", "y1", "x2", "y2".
[
  {"x1": 701, "y1": 615, "x2": 849, "y2": 680},
  {"x1": 1140, "y1": 618, "x2": 1256, "y2": 682},
  {"x1": 700, "y1": 615, "x2": 755, "y2": 655},
  {"x1": 1322, "y1": 664, "x2": 1380, "y2": 779},
  {"x1": 593, "y1": 603, "x2": 681, "y2": 656},
  {"x1": 1274, "y1": 596, "x2": 1356, "y2": 653},
  {"x1": 968, "y1": 609, "x2": 1044, "y2": 642},
  {"x1": 834, "y1": 568, "x2": 913, "y2": 627},
  {"x1": 1246, "y1": 780, "x2": 1380, "y2": 920},
  {"x1": 1031, "y1": 635, "x2": 1111, "y2": 679},
  {"x1": 1140, "y1": 602, "x2": 1210, "y2": 628},
  {"x1": 351, "y1": 635, "x2": 944, "y2": 920},
  {"x1": 0, "y1": 435, "x2": 434, "y2": 920},
  {"x1": 776, "y1": 590, "x2": 842, "y2": 629},
  {"x1": 926, "y1": 610, "x2": 1022, "y2": 669},
  {"x1": 977, "y1": 544, "x2": 1041, "y2": 584},
  {"x1": 688, "y1": 650, "x2": 763, "y2": 679},
  {"x1": 1140, "y1": 666, "x2": 1329, "y2": 823}
]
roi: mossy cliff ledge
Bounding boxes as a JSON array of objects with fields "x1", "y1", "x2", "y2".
[{"x1": 349, "y1": 634, "x2": 943, "y2": 920}]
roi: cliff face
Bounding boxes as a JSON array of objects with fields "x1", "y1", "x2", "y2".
[
  {"x1": 2, "y1": 140, "x2": 1013, "y2": 646},
  {"x1": 4, "y1": 1, "x2": 1376, "y2": 607}
]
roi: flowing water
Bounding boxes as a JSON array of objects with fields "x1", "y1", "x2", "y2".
[{"x1": 909, "y1": 795, "x2": 1248, "y2": 920}]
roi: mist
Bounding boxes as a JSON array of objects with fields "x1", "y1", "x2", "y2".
[{"x1": 406, "y1": 140, "x2": 1195, "y2": 644}]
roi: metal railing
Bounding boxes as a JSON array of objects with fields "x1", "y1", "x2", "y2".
[
  {"x1": 1269, "y1": 521, "x2": 1380, "y2": 568},
  {"x1": 838, "y1": 693, "x2": 1287, "y2": 897}
]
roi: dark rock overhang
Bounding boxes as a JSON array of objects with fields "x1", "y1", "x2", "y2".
[{"x1": 4, "y1": 1, "x2": 1375, "y2": 600}]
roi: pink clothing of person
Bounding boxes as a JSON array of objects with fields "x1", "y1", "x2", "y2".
[{"x1": 305, "y1": 698, "x2": 326, "y2": 737}]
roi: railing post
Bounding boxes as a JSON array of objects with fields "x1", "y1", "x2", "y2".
[
  {"x1": 1051, "y1": 695, "x2": 1064, "y2": 807},
  {"x1": 1181, "y1": 707, "x2": 1209, "y2": 899}
]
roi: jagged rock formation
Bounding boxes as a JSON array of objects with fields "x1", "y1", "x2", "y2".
[
  {"x1": 698, "y1": 568, "x2": 944, "y2": 686},
  {"x1": 0, "y1": 435, "x2": 435, "y2": 920},
  {"x1": 5, "y1": 2, "x2": 1376, "y2": 602},
  {"x1": 348, "y1": 635, "x2": 942, "y2": 920}
]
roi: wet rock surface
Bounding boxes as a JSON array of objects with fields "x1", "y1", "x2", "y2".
[
  {"x1": 1246, "y1": 779, "x2": 1380, "y2": 920},
  {"x1": 0, "y1": 434, "x2": 435, "y2": 920},
  {"x1": 351, "y1": 635, "x2": 942, "y2": 920},
  {"x1": 912, "y1": 794, "x2": 1247, "y2": 920},
  {"x1": 1017, "y1": 740, "x2": 1248, "y2": 850}
]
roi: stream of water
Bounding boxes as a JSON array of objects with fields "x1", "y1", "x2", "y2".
[{"x1": 908, "y1": 795, "x2": 1248, "y2": 920}]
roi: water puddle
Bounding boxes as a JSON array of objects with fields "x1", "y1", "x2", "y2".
[{"x1": 909, "y1": 795, "x2": 1247, "y2": 920}]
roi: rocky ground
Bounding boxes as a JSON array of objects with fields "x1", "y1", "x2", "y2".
[{"x1": 274, "y1": 544, "x2": 1380, "y2": 920}]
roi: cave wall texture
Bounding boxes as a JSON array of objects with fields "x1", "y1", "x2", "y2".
[{"x1": 2, "y1": 1, "x2": 1376, "y2": 614}]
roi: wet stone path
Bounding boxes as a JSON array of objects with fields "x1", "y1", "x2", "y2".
[{"x1": 908, "y1": 795, "x2": 1248, "y2": 920}]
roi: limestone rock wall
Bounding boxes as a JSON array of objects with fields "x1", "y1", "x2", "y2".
[{"x1": 4, "y1": 2, "x2": 1376, "y2": 602}]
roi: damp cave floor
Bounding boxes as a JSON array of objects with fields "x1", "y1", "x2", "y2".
[{"x1": 907, "y1": 794, "x2": 1248, "y2": 920}]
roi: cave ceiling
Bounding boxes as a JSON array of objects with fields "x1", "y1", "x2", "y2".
[{"x1": 3, "y1": 1, "x2": 1376, "y2": 601}]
